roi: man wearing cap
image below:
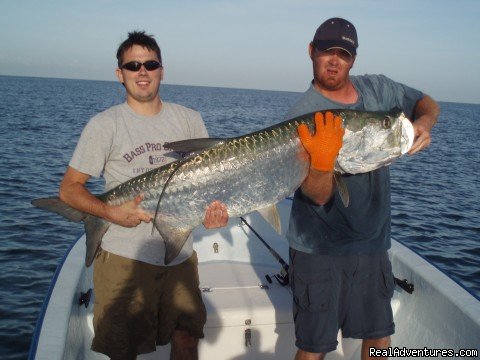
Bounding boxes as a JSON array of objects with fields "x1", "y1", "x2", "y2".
[{"x1": 286, "y1": 18, "x2": 439, "y2": 359}]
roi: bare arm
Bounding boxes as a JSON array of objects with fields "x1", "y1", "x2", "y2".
[
  {"x1": 60, "y1": 166, "x2": 229, "y2": 229},
  {"x1": 409, "y1": 95, "x2": 440, "y2": 155},
  {"x1": 300, "y1": 169, "x2": 336, "y2": 205},
  {"x1": 59, "y1": 166, "x2": 152, "y2": 227}
]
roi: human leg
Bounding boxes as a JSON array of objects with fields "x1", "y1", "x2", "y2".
[
  {"x1": 289, "y1": 249, "x2": 342, "y2": 354},
  {"x1": 170, "y1": 329, "x2": 199, "y2": 360},
  {"x1": 91, "y1": 250, "x2": 206, "y2": 359},
  {"x1": 361, "y1": 336, "x2": 391, "y2": 360},
  {"x1": 342, "y1": 252, "x2": 395, "y2": 340},
  {"x1": 341, "y1": 252, "x2": 394, "y2": 360},
  {"x1": 294, "y1": 349, "x2": 326, "y2": 360},
  {"x1": 156, "y1": 252, "x2": 206, "y2": 357},
  {"x1": 91, "y1": 250, "x2": 160, "y2": 359}
]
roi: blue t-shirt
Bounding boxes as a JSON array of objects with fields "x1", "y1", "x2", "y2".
[{"x1": 286, "y1": 74, "x2": 423, "y2": 255}]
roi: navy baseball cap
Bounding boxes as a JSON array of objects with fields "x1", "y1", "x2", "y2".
[{"x1": 312, "y1": 17, "x2": 358, "y2": 56}]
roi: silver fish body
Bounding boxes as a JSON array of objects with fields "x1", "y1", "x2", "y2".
[{"x1": 32, "y1": 108, "x2": 413, "y2": 266}]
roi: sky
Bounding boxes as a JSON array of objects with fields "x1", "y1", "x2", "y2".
[{"x1": 1, "y1": 0, "x2": 479, "y2": 104}]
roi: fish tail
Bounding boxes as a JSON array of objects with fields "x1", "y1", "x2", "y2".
[
  {"x1": 31, "y1": 197, "x2": 86, "y2": 222},
  {"x1": 31, "y1": 197, "x2": 110, "y2": 267}
]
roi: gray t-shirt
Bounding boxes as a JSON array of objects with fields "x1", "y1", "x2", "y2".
[
  {"x1": 70, "y1": 102, "x2": 208, "y2": 265},
  {"x1": 286, "y1": 74, "x2": 423, "y2": 255}
]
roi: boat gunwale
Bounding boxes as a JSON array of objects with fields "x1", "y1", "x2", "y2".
[{"x1": 28, "y1": 232, "x2": 85, "y2": 359}]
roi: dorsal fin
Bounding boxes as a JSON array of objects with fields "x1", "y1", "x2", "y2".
[{"x1": 163, "y1": 138, "x2": 225, "y2": 156}]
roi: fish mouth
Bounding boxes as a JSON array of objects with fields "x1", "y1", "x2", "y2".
[{"x1": 400, "y1": 116, "x2": 414, "y2": 154}]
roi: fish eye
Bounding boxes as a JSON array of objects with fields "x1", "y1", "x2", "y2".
[{"x1": 382, "y1": 118, "x2": 391, "y2": 129}]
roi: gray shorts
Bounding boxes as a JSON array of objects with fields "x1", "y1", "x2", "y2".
[{"x1": 289, "y1": 248, "x2": 395, "y2": 354}]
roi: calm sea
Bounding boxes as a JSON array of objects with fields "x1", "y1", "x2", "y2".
[{"x1": 0, "y1": 75, "x2": 478, "y2": 359}]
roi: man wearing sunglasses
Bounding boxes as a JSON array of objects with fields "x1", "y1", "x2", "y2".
[
  {"x1": 286, "y1": 18, "x2": 440, "y2": 360},
  {"x1": 59, "y1": 31, "x2": 227, "y2": 359}
]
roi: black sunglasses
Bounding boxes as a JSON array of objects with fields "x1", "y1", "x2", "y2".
[{"x1": 121, "y1": 60, "x2": 162, "y2": 72}]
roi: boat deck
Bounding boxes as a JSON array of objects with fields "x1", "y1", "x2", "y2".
[{"x1": 29, "y1": 202, "x2": 480, "y2": 359}]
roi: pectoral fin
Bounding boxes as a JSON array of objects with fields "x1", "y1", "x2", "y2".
[
  {"x1": 257, "y1": 204, "x2": 282, "y2": 234},
  {"x1": 154, "y1": 220, "x2": 193, "y2": 265}
]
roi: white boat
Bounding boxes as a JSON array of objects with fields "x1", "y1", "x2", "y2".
[{"x1": 29, "y1": 199, "x2": 480, "y2": 359}]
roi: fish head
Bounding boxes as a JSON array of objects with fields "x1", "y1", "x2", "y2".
[{"x1": 336, "y1": 108, "x2": 414, "y2": 174}]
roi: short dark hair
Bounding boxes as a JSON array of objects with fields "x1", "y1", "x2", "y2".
[{"x1": 116, "y1": 31, "x2": 162, "y2": 68}]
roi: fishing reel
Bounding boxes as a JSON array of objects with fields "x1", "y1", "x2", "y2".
[
  {"x1": 265, "y1": 266, "x2": 289, "y2": 286},
  {"x1": 239, "y1": 216, "x2": 290, "y2": 287}
]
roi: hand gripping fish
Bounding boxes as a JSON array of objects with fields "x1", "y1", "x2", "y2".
[{"x1": 32, "y1": 108, "x2": 414, "y2": 266}]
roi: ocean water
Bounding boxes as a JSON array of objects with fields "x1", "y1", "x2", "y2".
[{"x1": 0, "y1": 75, "x2": 478, "y2": 359}]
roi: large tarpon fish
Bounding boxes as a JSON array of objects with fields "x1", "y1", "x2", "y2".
[{"x1": 32, "y1": 108, "x2": 414, "y2": 266}]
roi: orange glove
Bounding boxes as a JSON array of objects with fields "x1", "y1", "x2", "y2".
[{"x1": 297, "y1": 111, "x2": 345, "y2": 172}]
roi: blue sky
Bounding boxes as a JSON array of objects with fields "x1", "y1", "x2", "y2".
[{"x1": 1, "y1": 0, "x2": 479, "y2": 104}]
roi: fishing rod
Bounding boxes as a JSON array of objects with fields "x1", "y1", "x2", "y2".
[
  {"x1": 240, "y1": 216, "x2": 415, "y2": 293},
  {"x1": 240, "y1": 216, "x2": 289, "y2": 286}
]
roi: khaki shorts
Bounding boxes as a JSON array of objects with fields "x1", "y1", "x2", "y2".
[{"x1": 91, "y1": 249, "x2": 206, "y2": 358}]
